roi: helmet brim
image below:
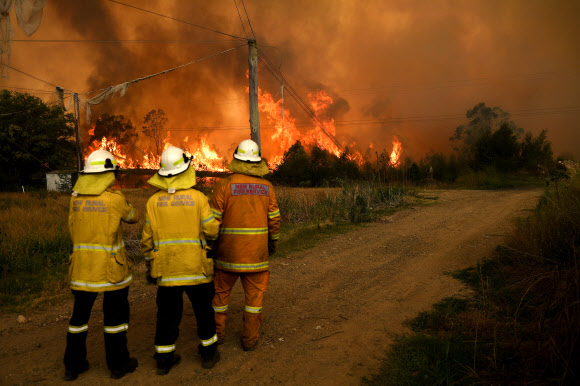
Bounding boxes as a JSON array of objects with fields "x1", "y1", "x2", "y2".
[
  {"x1": 233, "y1": 153, "x2": 262, "y2": 163},
  {"x1": 158, "y1": 160, "x2": 191, "y2": 177}
]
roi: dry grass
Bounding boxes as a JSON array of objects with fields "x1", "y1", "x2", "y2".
[{"x1": 1, "y1": 182, "x2": 411, "y2": 311}]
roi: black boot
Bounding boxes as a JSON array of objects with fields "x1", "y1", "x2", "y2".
[
  {"x1": 199, "y1": 344, "x2": 221, "y2": 370},
  {"x1": 110, "y1": 357, "x2": 138, "y2": 380},
  {"x1": 64, "y1": 360, "x2": 89, "y2": 381},
  {"x1": 156, "y1": 354, "x2": 181, "y2": 375}
]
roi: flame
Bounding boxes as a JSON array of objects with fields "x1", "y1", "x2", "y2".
[
  {"x1": 84, "y1": 85, "x2": 403, "y2": 175},
  {"x1": 185, "y1": 135, "x2": 226, "y2": 171},
  {"x1": 390, "y1": 137, "x2": 402, "y2": 166},
  {"x1": 85, "y1": 134, "x2": 227, "y2": 172},
  {"x1": 258, "y1": 88, "x2": 347, "y2": 165}
]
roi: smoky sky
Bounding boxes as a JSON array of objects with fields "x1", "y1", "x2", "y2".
[{"x1": 3, "y1": 0, "x2": 580, "y2": 161}]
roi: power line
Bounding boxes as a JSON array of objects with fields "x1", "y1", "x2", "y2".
[
  {"x1": 147, "y1": 106, "x2": 580, "y2": 132},
  {"x1": 3, "y1": 64, "x2": 62, "y2": 90},
  {"x1": 233, "y1": 0, "x2": 248, "y2": 39},
  {"x1": 84, "y1": 44, "x2": 246, "y2": 97},
  {"x1": 257, "y1": 50, "x2": 344, "y2": 151},
  {"x1": 2, "y1": 86, "x2": 56, "y2": 93},
  {"x1": 105, "y1": 0, "x2": 246, "y2": 41},
  {"x1": 240, "y1": 0, "x2": 255, "y2": 39},
  {"x1": 13, "y1": 39, "x2": 241, "y2": 44}
]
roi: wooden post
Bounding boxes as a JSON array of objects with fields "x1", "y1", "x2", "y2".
[
  {"x1": 248, "y1": 39, "x2": 260, "y2": 148},
  {"x1": 73, "y1": 93, "x2": 83, "y2": 172}
]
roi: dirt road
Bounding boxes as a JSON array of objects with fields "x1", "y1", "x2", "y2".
[{"x1": 0, "y1": 189, "x2": 541, "y2": 385}]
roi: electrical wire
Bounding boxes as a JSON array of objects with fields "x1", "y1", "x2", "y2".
[
  {"x1": 2, "y1": 64, "x2": 61, "y2": 89},
  {"x1": 12, "y1": 39, "x2": 241, "y2": 44},
  {"x1": 83, "y1": 44, "x2": 246, "y2": 98},
  {"x1": 257, "y1": 50, "x2": 344, "y2": 150},
  {"x1": 240, "y1": 0, "x2": 255, "y2": 39},
  {"x1": 3, "y1": 86, "x2": 56, "y2": 93},
  {"x1": 233, "y1": 0, "x2": 248, "y2": 39},
  {"x1": 105, "y1": 0, "x2": 246, "y2": 41}
]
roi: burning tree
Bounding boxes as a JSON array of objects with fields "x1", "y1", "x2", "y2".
[
  {"x1": 142, "y1": 109, "x2": 168, "y2": 157},
  {"x1": 92, "y1": 114, "x2": 137, "y2": 146}
]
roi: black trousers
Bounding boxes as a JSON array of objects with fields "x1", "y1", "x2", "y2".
[
  {"x1": 63, "y1": 287, "x2": 130, "y2": 372},
  {"x1": 154, "y1": 283, "x2": 217, "y2": 364}
]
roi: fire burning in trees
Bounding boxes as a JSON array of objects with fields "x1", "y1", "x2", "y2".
[
  {"x1": 86, "y1": 88, "x2": 403, "y2": 172},
  {"x1": 390, "y1": 137, "x2": 402, "y2": 166}
]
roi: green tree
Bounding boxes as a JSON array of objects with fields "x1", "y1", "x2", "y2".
[
  {"x1": 520, "y1": 129, "x2": 554, "y2": 174},
  {"x1": 474, "y1": 122, "x2": 520, "y2": 171},
  {"x1": 272, "y1": 141, "x2": 310, "y2": 186},
  {"x1": 142, "y1": 109, "x2": 168, "y2": 157},
  {"x1": 307, "y1": 145, "x2": 335, "y2": 186},
  {"x1": 0, "y1": 90, "x2": 76, "y2": 190},
  {"x1": 336, "y1": 147, "x2": 361, "y2": 181},
  {"x1": 409, "y1": 162, "x2": 421, "y2": 182},
  {"x1": 450, "y1": 102, "x2": 521, "y2": 160}
]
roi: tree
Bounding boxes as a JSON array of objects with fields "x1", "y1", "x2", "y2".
[
  {"x1": 0, "y1": 90, "x2": 76, "y2": 190},
  {"x1": 450, "y1": 102, "x2": 521, "y2": 159},
  {"x1": 307, "y1": 145, "x2": 335, "y2": 185},
  {"x1": 336, "y1": 147, "x2": 361, "y2": 181},
  {"x1": 473, "y1": 122, "x2": 520, "y2": 171},
  {"x1": 91, "y1": 113, "x2": 139, "y2": 163},
  {"x1": 272, "y1": 141, "x2": 310, "y2": 186},
  {"x1": 92, "y1": 113, "x2": 137, "y2": 145},
  {"x1": 142, "y1": 109, "x2": 168, "y2": 157},
  {"x1": 520, "y1": 129, "x2": 554, "y2": 174}
]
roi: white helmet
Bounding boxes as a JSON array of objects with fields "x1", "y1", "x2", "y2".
[
  {"x1": 82, "y1": 149, "x2": 119, "y2": 174},
  {"x1": 233, "y1": 139, "x2": 261, "y2": 162},
  {"x1": 159, "y1": 146, "x2": 191, "y2": 177}
]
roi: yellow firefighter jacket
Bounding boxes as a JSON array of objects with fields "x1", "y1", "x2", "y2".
[
  {"x1": 209, "y1": 173, "x2": 281, "y2": 273},
  {"x1": 68, "y1": 189, "x2": 138, "y2": 292},
  {"x1": 141, "y1": 188, "x2": 220, "y2": 286}
]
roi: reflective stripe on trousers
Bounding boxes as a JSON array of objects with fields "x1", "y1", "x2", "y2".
[
  {"x1": 104, "y1": 323, "x2": 129, "y2": 333},
  {"x1": 215, "y1": 260, "x2": 269, "y2": 271},
  {"x1": 155, "y1": 344, "x2": 176, "y2": 353},
  {"x1": 200, "y1": 334, "x2": 218, "y2": 347},
  {"x1": 68, "y1": 324, "x2": 88, "y2": 333}
]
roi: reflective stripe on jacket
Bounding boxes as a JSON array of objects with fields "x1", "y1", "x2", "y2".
[
  {"x1": 209, "y1": 174, "x2": 281, "y2": 272},
  {"x1": 140, "y1": 188, "x2": 220, "y2": 286},
  {"x1": 68, "y1": 189, "x2": 138, "y2": 292}
]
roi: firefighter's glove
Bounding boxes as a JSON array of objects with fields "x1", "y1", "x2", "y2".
[
  {"x1": 145, "y1": 262, "x2": 157, "y2": 285},
  {"x1": 268, "y1": 240, "x2": 278, "y2": 256}
]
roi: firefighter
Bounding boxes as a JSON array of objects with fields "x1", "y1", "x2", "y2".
[
  {"x1": 141, "y1": 146, "x2": 221, "y2": 374},
  {"x1": 210, "y1": 139, "x2": 281, "y2": 351},
  {"x1": 64, "y1": 149, "x2": 139, "y2": 381}
]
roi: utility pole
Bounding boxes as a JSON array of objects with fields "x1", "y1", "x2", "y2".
[
  {"x1": 248, "y1": 39, "x2": 260, "y2": 148},
  {"x1": 73, "y1": 93, "x2": 83, "y2": 172}
]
